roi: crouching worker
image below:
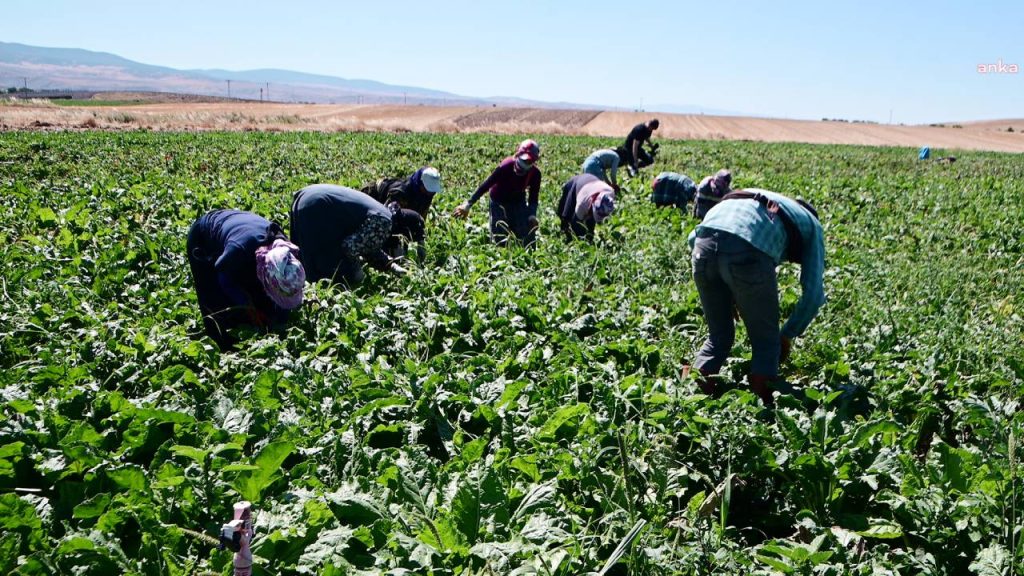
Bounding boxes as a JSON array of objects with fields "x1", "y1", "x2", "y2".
[
  {"x1": 688, "y1": 189, "x2": 825, "y2": 406},
  {"x1": 651, "y1": 172, "x2": 697, "y2": 211},
  {"x1": 453, "y1": 139, "x2": 541, "y2": 247},
  {"x1": 186, "y1": 210, "x2": 305, "y2": 348},
  {"x1": 290, "y1": 185, "x2": 421, "y2": 286},
  {"x1": 557, "y1": 174, "x2": 616, "y2": 242},
  {"x1": 362, "y1": 166, "x2": 443, "y2": 219},
  {"x1": 581, "y1": 148, "x2": 622, "y2": 191}
]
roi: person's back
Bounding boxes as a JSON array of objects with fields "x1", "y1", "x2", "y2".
[
  {"x1": 290, "y1": 185, "x2": 391, "y2": 282},
  {"x1": 651, "y1": 172, "x2": 696, "y2": 210}
]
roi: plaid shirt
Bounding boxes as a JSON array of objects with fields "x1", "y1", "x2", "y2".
[
  {"x1": 688, "y1": 188, "x2": 826, "y2": 338},
  {"x1": 651, "y1": 172, "x2": 696, "y2": 209}
]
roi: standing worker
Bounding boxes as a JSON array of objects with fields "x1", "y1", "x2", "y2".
[
  {"x1": 688, "y1": 189, "x2": 825, "y2": 406},
  {"x1": 581, "y1": 148, "x2": 622, "y2": 191},
  {"x1": 620, "y1": 118, "x2": 660, "y2": 176},
  {"x1": 290, "y1": 185, "x2": 422, "y2": 286},
  {"x1": 186, "y1": 209, "x2": 305, "y2": 348},
  {"x1": 453, "y1": 139, "x2": 542, "y2": 247}
]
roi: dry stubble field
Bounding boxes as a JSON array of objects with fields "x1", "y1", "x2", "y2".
[{"x1": 1, "y1": 97, "x2": 1022, "y2": 152}]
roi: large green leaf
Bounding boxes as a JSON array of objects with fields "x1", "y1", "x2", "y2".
[{"x1": 232, "y1": 441, "x2": 295, "y2": 503}]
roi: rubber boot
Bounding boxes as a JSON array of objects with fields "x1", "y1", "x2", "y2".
[{"x1": 748, "y1": 374, "x2": 775, "y2": 407}]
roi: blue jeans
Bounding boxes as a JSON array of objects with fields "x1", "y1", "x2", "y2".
[
  {"x1": 489, "y1": 201, "x2": 536, "y2": 247},
  {"x1": 692, "y1": 230, "x2": 781, "y2": 377}
]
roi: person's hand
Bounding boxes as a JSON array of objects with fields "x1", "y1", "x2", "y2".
[
  {"x1": 452, "y1": 202, "x2": 470, "y2": 219},
  {"x1": 611, "y1": 183, "x2": 620, "y2": 193},
  {"x1": 388, "y1": 261, "x2": 408, "y2": 276},
  {"x1": 780, "y1": 336, "x2": 793, "y2": 364}
]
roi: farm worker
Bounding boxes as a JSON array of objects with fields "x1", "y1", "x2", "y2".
[
  {"x1": 693, "y1": 169, "x2": 732, "y2": 220},
  {"x1": 650, "y1": 172, "x2": 697, "y2": 210},
  {"x1": 186, "y1": 210, "x2": 305, "y2": 348},
  {"x1": 452, "y1": 139, "x2": 542, "y2": 247},
  {"x1": 688, "y1": 189, "x2": 825, "y2": 406},
  {"x1": 581, "y1": 149, "x2": 622, "y2": 191},
  {"x1": 290, "y1": 184, "x2": 423, "y2": 286},
  {"x1": 557, "y1": 174, "x2": 616, "y2": 242},
  {"x1": 362, "y1": 166, "x2": 443, "y2": 219},
  {"x1": 620, "y1": 118, "x2": 659, "y2": 176}
]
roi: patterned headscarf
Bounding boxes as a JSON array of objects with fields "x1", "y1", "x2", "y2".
[
  {"x1": 575, "y1": 180, "x2": 616, "y2": 223},
  {"x1": 592, "y1": 190, "x2": 616, "y2": 223},
  {"x1": 255, "y1": 239, "x2": 305, "y2": 310}
]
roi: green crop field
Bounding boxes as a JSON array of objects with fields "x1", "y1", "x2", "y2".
[{"x1": 1, "y1": 130, "x2": 1022, "y2": 575}]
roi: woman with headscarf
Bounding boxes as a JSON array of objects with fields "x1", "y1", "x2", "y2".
[
  {"x1": 290, "y1": 184, "x2": 423, "y2": 286},
  {"x1": 452, "y1": 139, "x2": 542, "y2": 247},
  {"x1": 557, "y1": 174, "x2": 616, "y2": 242},
  {"x1": 186, "y1": 209, "x2": 305, "y2": 348}
]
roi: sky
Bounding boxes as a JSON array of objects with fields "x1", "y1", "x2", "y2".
[{"x1": 1, "y1": 0, "x2": 1021, "y2": 124}]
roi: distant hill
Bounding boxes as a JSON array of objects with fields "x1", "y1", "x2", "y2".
[
  {"x1": 0, "y1": 41, "x2": 544, "y2": 106},
  {"x1": 0, "y1": 41, "x2": 739, "y2": 114}
]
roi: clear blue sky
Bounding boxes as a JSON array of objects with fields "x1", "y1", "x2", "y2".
[{"x1": 2, "y1": 0, "x2": 1021, "y2": 123}]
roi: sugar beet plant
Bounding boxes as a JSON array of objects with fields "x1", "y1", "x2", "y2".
[{"x1": 1, "y1": 130, "x2": 1023, "y2": 575}]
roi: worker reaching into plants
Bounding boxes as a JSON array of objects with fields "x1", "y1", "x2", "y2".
[
  {"x1": 361, "y1": 166, "x2": 443, "y2": 219},
  {"x1": 581, "y1": 148, "x2": 622, "y2": 191},
  {"x1": 693, "y1": 169, "x2": 732, "y2": 220},
  {"x1": 688, "y1": 189, "x2": 825, "y2": 406},
  {"x1": 556, "y1": 174, "x2": 616, "y2": 242},
  {"x1": 186, "y1": 209, "x2": 306, "y2": 349},
  {"x1": 290, "y1": 184, "x2": 423, "y2": 286},
  {"x1": 453, "y1": 139, "x2": 542, "y2": 247},
  {"x1": 619, "y1": 118, "x2": 659, "y2": 176},
  {"x1": 650, "y1": 171, "x2": 697, "y2": 210}
]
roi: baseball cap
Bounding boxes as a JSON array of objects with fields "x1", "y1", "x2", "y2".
[{"x1": 420, "y1": 167, "x2": 442, "y2": 194}]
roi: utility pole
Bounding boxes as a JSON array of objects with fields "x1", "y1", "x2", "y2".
[
  {"x1": 266, "y1": 82, "x2": 270, "y2": 101},
  {"x1": 260, "y1": 88, "x2": 263, "y2": 102},
  {"x1": 403, "y1": 92, "x2": 407, "y2": 105},
  {"x1": 226, "y1": 80, "x2": 231, "y2": 98}
]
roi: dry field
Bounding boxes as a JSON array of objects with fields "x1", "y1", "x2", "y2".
[{"x1": 2, "y1": 98, "x2": 1022, "y2": 152}]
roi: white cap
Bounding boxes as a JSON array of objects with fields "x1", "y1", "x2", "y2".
[{"x1": 421, "y1": 167, "x2": 442, "y2": 194}]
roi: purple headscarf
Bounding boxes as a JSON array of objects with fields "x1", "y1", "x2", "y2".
[{"x1": 255, "y1": 239, "x2": 305, "y2": 310}]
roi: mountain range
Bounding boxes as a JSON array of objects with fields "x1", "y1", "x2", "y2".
[{"x1": 0, "y1": 41, "x2": 739, "y2": 114}]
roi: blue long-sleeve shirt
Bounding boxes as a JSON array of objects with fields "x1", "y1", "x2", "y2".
[{"x1": 688, "y1": 189, "x2": 826, "y2": 338}]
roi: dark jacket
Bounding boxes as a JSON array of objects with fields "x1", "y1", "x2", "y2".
[
  {"x1": 362, "y1": 168, "x2": 435, "y2": 217},
  {"x1": 290, "y1": 185, "x2": 392, "y2": 282},
  {"x1": 186, "y1": 209, "x2": 288, "y2": 346}
]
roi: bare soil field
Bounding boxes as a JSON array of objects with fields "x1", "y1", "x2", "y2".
[{"x1": 2, "y1": 98, "x2": 1022, "y2": 153}]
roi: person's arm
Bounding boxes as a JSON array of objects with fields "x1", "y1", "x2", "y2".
[
  {"x1": 631, "y1": 140, "x2": 641, "y2": 170},
  {"x1": 455, "y1": 164, "x2": 501, "y2": 217},
  {"x1": 608, "y1": 155, "x2": 619, "y2": 188},
  {"x1": 469, "y1": 166, "x2": 501, "y2": 207},
  {"x1": 781, "y1": 222, "x2": 826, "y2": 339}
]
